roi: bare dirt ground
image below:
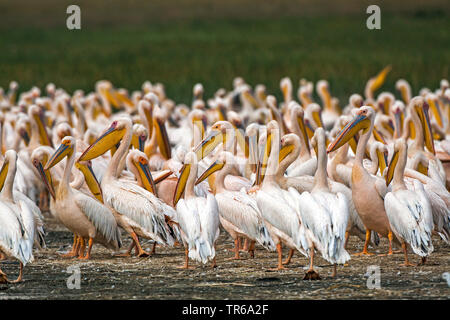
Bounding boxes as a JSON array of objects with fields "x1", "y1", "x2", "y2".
[{"x1": 0, "y1": 215, "x2": 449, "y2": 300}]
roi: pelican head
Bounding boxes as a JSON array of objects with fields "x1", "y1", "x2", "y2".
[
  {"x1": 75, "y1": 155, "x2": 103, "y2": 202},
  {"x1": 79, "y1": 118, "x2": 131, "y2": 161},
  {"x1": 31, "y1": 146, "x2": 56, "y2": 199},
  {"x1": 127, "y1": 149, "x2": 157, "y2": 196},
  {"x1": 193, "y1": 121, "x2": 233, "y2": 161},
  {"x1": 349, "y1": 94, "x2": 364, "y2": 109},
  {"x1": 376, "y1": 92, "x2": 395, "y2": 115},
  {"x1": 16, "y1": 115, "x2": 31, "y2": 146},
  {"x1": 327, "y1": 106, "x2": 374, "y2": 153},
  {"x1": 317, "y1": 80, "x2": 332, "y2": 109},
  {"x1": 305, "y1": 103, "x2": 324, "y2": 129},
  {"x1": 254, "y1": 84, "x2": 267, "y2": 105},
  {"x1": 365, "y1": 65, "x2": 391, "y2": 98},
  {"x1": 55, "y1": 122, "x2": 74, "y2": 143},
  {"x1": 173, "y1": 151, "x2": 199, "y2": 205},
  {"x1": 28, "y1": 104, "x2": 53, "y2": 147},
  {"x1": 131, "y1": 123, "x2": 148, "y2": 152},
  {"x1": 410, "y1": 96, "x2": 435, "y2": 154},
  {"x1": 152, "y1": 107, "x2": 172, "y2": 159},
  {"x1": 189, "y1": 109, "x2": 207, "y2": 136},
  {"x1": 298, "y1": 84, "x2": 313, "y2": 106},
  {"x1": 280, "y1": 77, "x2": 292, "y2": 102},
  {"x1": 392, "y1": 100, "x2": 405, "y2": 138},
  {"x1": 385, "y1": 138, "x2": 407, "y2": 186},
  {"x1": 289, "y1": 101, "x2": 310, "y2": 151},
  {"x1": 45, "y1": 136, "x2": 76, "y2": 170},
  {"x1": 395, "y1": 79, "x2": 411, "y2": 104},
  {"x1": 279, "y1": 133, "x2": 300, "y2": 163},
  {"x1": 0, "y1": 150, "x2": 17, "y2": 192},
  {"x1": 194, "y1": 151, "x2": 234, "y2": 188},
  {"x1": 193, "y1": 83, "x2": 204, "y2": 100},
  {"x1": 425, "y1": 93, "x2": 443, "y2": 129}
]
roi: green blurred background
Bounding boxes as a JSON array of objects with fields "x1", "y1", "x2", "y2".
[{"x1": 0, "y1": 0, "x2": 449, "y2": 104}]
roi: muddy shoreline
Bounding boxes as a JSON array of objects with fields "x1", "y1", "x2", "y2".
[{"x1": 1, "y1": 215, "x2": 449, "y2": 300}]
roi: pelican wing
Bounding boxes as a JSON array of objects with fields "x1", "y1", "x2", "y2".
[
  {"x1": 176, "y1": 198, "x2": 210, "y2": 263},
  {"x1": 0, "y1": 202, "x2": 28, "y2": 264},
  {"x1": 73, "y1": 190, "x2": 121, "y2": 246},
  {"x1": 104, "y1": 179, "x2": 174, "y2": 245},
  {"x1": 17, "y1": 199, "x2": 36, "y2": 264},
  {"x1": 217, "y1": 191, "x2": 274, "y2": 250},
  {"x1": 297, "y1": 192, "x2": 332, "y2": 253},
  {"x1": 256, "y1": 188, "x2": 302, "y2": 251},
  {"x1": 14, "y1": 191, "x2": 46, "y2": 248},
  {"x1": 199, "y1": 193, "x2": 220, "y2": 244},
  {"x1": 385, "y1": 187, "x2": 434, "y2": 257},
  {"x1": 287, "y1": 157, "x2": 317, "y2": 177}
]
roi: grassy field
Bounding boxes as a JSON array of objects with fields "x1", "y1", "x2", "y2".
[{"x1": 0, "y1": 1, "x2": 449, "y2": 104}]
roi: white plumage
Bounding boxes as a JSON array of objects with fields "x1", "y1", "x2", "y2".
[
  {"x1": 297, "y1": 191, "x2": 350, "y2": 264},
  {"x1": 385, "y1": 180, "x2": 434, "y2": 257}
]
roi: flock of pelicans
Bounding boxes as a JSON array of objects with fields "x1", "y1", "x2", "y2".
[{"x1": 0, "y1": 67, "x2": 449, "y2": 284}]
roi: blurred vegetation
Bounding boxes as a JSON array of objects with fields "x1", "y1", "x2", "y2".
[{"x1": 0, "y1": 0, "x2": 448, "y2": 104}]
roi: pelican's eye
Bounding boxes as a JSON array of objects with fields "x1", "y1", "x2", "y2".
[
  {"x1": 138, "y1": 157, "x2": 147, "y2": 165},
  {"x1": 32, "y1": 159, "x2": 39, "y2": 166}
]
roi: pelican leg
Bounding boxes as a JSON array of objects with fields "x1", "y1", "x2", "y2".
[
  {"x1": 77, "y1": 237, "x2": 86, "y2": 258},
  {"x1": 0, "y1": 268, "x2": 8, "y2": 284},
  {"x1": 399, "y1": 242, "x2": 415, "y2": 267},
  {"x1": 379, "y1": 231, "x2": 394, "y2": 256},
  {"x1": 282, "y1": 249, "x2": 295, "y2": 265},
  {"x1": 61, "y1": 234, "x2": 80, "y2": 258},
  {"x1": 211, "y1": 256, "x2": 217, "y2": 269},
  {"x1": 79, "y1": 238, "x2": 93, "y2": 259},
  {"x1": 241, "y1": 238, "x2": 249, "y2": 252},
  {"x1": 114, "y1": 241, "x2": 135, "y2": 257},
  {"x1": 177, "y1": 247, "x2": 191, "y2": 269},
  {"x1": 9, "y1": 262, "x2": 24, "y2": 283},
  {"x1": 304, "y1": 246, "x2": 321, "y2": 280},
  {"x1": 130, "y1": 232, "x2": 150, "y2": 258},
  {"x1": 353, "y1": 229, "x2": 374, "y2": 256},
  {"x1": 227, "y1": 238, "x2": 241, "y2": 260},
  {"x1": 331, "y1": 264, "x2": 337, "y2": 277},
  {"x1": 418, "y1": 257, "x2": 427, "y2": 266},
  {"x1": 269, "y1": 243, "x2": 286, "y2": 271},
  {"x1": 234, "y1": 238, "x2": 241, "y2": 259},
  {"x1": 150, "y1": 242, "x2": 157, "y2": 255},
  {"x1": 247, "y1": 241, "x2": 256, "y2": 258},
  {"x1": 344, "y1": 231, "x2": 350, "y2": 249},
  {"x1": 227, "y1": 237, "x2": 240, "y2": 253}
]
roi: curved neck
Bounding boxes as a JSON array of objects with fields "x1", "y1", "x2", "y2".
[
  {"x1": 215, "y1": 163, "x2": 233, "y2": 193},
  {"x1": 291, "y1": 117, "x2": 311, "y2": 160},
  {"x1": 276, "y1": 143, "x2": 300, "y2": 181},
  {"x1": 70, "y1": 168, "x2": 84, "y2": 190},
  {"x1": 1, "y1": 157, "x2": 16, "y2": 201}
]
